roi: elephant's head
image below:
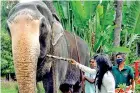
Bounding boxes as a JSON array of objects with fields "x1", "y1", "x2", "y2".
[{"x1": 7, "y1": 1, "x2": 61, "y2": 93}]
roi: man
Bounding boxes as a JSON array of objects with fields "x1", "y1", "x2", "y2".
[
  {"x1": 83, "y1": 57, "x2": 96, "y2": 93},
  {"x1": 112, "y1": 53, "x2": 135, "y2": 93},
  {"x1": 59, "y1": 83, "x2": 72, "y2": 93}
]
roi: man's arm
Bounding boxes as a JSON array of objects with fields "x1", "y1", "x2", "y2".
[
  {"x1": 128, "y1": 66, "x2": 135, "y2": 92},
  {"x1": 131, "y1": 79, "x2": 135, "y2": 92},
  {"x1": 70, "y1": 59, "x2": 96, "y2": 74},
  {"x1": 85, "y1": 76, "x2": 95, "y2": 83},
  {"x1": 126, "y1": 79, "x2": 135, "y2": 92}
]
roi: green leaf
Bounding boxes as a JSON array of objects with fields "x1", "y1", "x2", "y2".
[
  {"x1": 71, "y1": 1, "x2": 97, "y2": 28},
  {"x1": 126, "y1": 1, "x2": 140, "y2": 34},
  {"x1": 134, "y1": 13, "x2": 140, "y2": 34},
  {"x1": 127, "y1": 34, "x2": 139, "y2": 48},
  {"x1": 97, "y1": 4, "x2": 103, "y2": 18},
  {"x1": 94, "y1": 36, "x2": 103, "y2": 52},
  {"x1": 111, "y1": 47, "x2": 131, "y2": 53}
]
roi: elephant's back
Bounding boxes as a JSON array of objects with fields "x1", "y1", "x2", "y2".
[
  {"x1": 64, "y1": 30, "x2": 89, "y2": 65},
  {"x1": 63, "y1": 31, "x2": 90, "y2": 84}
]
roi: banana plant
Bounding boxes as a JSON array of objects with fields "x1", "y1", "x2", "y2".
[
  {"x1": 93, "y1": 1, "x2": 116, "y2": 54},
  {"x1": 122, "y1": 1, "x2": 140, "y2": 64},
  {"x1": 54, "y1": 1, "x2": 139, "y2": 56},
  {"x1": 126, "y1": 1, "x2": 140, "y2": 34}
]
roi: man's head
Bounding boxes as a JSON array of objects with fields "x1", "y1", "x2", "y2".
[
  {"x1": 89, "y1": 58, "x2": 96, "y2": 68},
  {"x1": 116, "y1": 52, "x2": 126, "y2": 65}
]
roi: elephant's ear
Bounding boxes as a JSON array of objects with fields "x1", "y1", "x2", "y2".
[
  {"x1": 36, "y1": 2, "x2": 54, "y2": 26},
  {"x1": 52, "y1": 14, "x2": 60, "y2": 22},
  {"x1": 39, "y1": 17, "x2": 52, "y2": 58},
  {"x1": 52, "y1": 20, "x2": 64, "y2": 46},
  {"x1": 6, "y1": 3, "x2": 18, "y2": 37},
  {"x1": 6, "y1": 21, "x2": 11, "y2": 37},
  {"x1": 43, "y1": 1, "x2": 60, "y2": 22}
]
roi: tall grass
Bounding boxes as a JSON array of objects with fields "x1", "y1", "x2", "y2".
[
  {"x1": 1, "y1": 81, "x2": 45, "y2": 93},
  {"x1": 1, "y1": 81, "x2": 18, "y2": 93}
]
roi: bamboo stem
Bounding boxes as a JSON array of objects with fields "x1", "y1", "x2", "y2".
[{"x1": 46, "y1": 54, "x2": 71, "y2": 62}]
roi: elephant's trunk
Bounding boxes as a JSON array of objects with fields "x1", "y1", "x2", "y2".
[
  {"x1": 10, "y1": 16, "x2": 40, "y2": 93},
  {"x1": 12, "y1": 34, "x2": 40, "y2": 93}
]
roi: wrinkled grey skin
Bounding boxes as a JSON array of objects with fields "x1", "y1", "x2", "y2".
[{"x1": 7, "y1": 1, "x2": 89, "y2": 93}]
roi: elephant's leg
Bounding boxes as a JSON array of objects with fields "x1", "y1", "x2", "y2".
[{"x1": 42, "y1": 71, "x2": 53, "y2": 93}]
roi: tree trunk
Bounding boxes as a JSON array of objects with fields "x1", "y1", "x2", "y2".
[
  {"x1": 113, "y1": 0, "x2": 123, "y2": 63},
  {"x1": 114, "y1": 0, "x2": 123, "y2": 47}
]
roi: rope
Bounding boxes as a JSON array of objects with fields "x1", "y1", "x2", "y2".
[
  {"x1": 50, "y1": 21, "x2": 56, "y2": 93},
  {"x1": 73, "y1": 33, "x2": 84, "y2": 89},
  {"x1": 73, "y1": 33, "x2": 80, "y2": 66}
]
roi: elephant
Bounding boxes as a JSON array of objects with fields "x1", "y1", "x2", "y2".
[{"x1": 7, "y1": 1, "x2": 90, "y2": 93}]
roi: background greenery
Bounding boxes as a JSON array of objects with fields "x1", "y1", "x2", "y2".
[
  {"x1": 1, "y1": 0, "x2": 140, "y2": 93},
  {"x1": 53, "y1": 1, "x2": 140, "y2": 61}
]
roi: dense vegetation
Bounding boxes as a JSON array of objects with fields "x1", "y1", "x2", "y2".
[
  {"x1": 1, "y1": 0, "x2": 140, "y2": 77},
  {"x1": 53, "y1": 1, "x2": 140, "y2": 63}
]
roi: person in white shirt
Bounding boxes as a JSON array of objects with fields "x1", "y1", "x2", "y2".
[
  {"x1": 84, "y1": 57, "x2": 96, "y2": 93},
  {"x1": 70, "y1": 54, "x2": 115, "y2": 93}
]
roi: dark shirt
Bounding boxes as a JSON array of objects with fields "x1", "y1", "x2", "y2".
[{"x1": 112, "y1": 65, "x2": 134, "y2": 88}]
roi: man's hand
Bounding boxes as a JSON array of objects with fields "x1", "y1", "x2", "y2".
[
  {"x1": 69, "y1": 59, "x2": 77, "y2": 65},
  {"x1": 84, "y1": 76, "x2": 95, "y2": 83},
  {"x1": 125, "y1": 85, "x2": 131, "y2": 92},
  {"x1": 82, "y1": 75, "x2": 86, "y2": 81}
]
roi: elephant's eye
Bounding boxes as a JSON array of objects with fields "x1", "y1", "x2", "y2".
[
  {"x1": 39, "y1": 17, "x2": 48, "y2": 36},
  {"x1": 40, "y1": 22, "x2": 45, "y2": 35},
  {"x1": 41, "y1": 23, "x2": 45, "y2": 28}
]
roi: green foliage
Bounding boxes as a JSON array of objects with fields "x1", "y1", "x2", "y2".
[
  {"x1": 122, "y1": 1, "x2": 140, "y2": 64},
  {"x1": 1, "y1": 81, "x2": 45, "y2": 93},
  {"x1": 127, "y1": 34, "x2": 139, "y2": 48},
  {"x1": 1, "y1": 1, "x2": 18, "y2": 75},
  {"x1": 53, "y1": 1, "x2": 139, "y2": 61},
  {"x1": 54, "y1": 1, "x2": 71, "y2": 31},
  {"x1": 1, "y1": 81, "x2": 18, "y2": 93},
  {"x1": 1, "y1": 31, "x2": 14, "y2": 74},
  {"x1": 136, "y1": 84, "x2": 140, "y2": 92},
  {"x1": 1, "y1": 1, "x2": 18, "y2": 28},
  {"x1": 125, "y1": 1, "x2": 140, "y2": 34},
  {"x1": 71, "y1": 1, "x2": 97, "y2": 29},
  {"x1": 111, "y1": 47, "x2": 131, "y2": 53},
  {"x1": 87, "y1": 1, "x2": 115, "y2": 54},
  {"x1": 118, "y1": 83, "x2": 127, "y2": 90},
  {"x1": 127, "y1": 38, "x2": 140, "y2": 64}
]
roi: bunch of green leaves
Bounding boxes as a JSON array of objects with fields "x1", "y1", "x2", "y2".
[
  {"x1": 125, "y1": 1, "x2": 140, "y2": 34},
  {"x1": 1, "y1": 1, "x2": 18, "y2": 75},
  {"x1": 1, "y1": 31, "x2": 14, "y2": 75},
  {"x1": 118, "y1": 83, "x2": 127, "y2": 90},
  {"x1": 121, "y1": 1, "x2": 140, "y2": 64},
  {"x1": 136, "y1": 84, "x2": 140, "y2": 91}
]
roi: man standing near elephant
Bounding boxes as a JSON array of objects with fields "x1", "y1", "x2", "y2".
[
  {"x1": 112, "y1": 52, "x2": 135, "y2": 93},
  {"x1": 83, "y1": 57, "x2": 96, "y2": 93}
]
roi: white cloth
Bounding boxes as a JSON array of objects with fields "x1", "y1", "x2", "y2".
[
  {"x1": 76, "y1": 62, "x2": 115, "y2": 93},
  {"x1": 85, "y1": 72, "x2": 96, "y2": 93}
]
